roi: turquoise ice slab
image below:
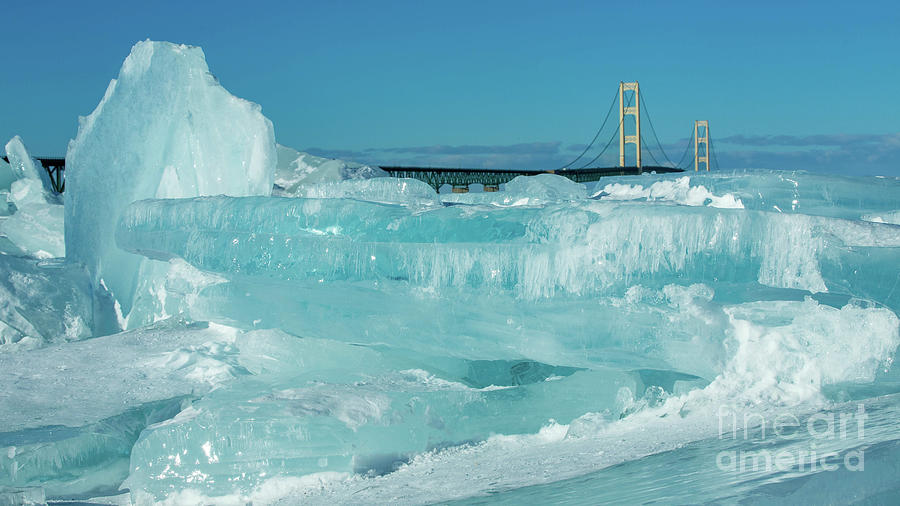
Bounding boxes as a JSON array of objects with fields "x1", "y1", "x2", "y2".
[
  {"x1": 591, "y1": 169, "x2": 900, "y2": 220},
  {"x1": 0, "y1": 321, "x2": 247, "y2": 498},
  {"x1": 191, "y1": 278, "x2": 730, "y2": 378},
  {"x1": 0, "y1": 256, "x2": 93, "y2": 349},
  {"x1": 124, "y1": 367, "x2": 638, "y2": 501},
  {"x1": 116, "y1": 196, "x2": 900, "y2": 308},
  {"x1": 0, "y1": 398, "x2": 186, "y2": 499}
]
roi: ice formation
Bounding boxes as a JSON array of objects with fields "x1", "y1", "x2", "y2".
[
  {"x1": 504, "y1": 173, "x2": 588, "y2": 200},
  {"x1": 441, "y1": 173, "x2": 588, "y2": 206},
  {"x1": 294, "y1": 177, "x2": 440, "y2": 207},
  {"x1": 0, "y1": 156, "x2": 16, "y2": 193},
  {"x1": 0, "y1": 321, "x2": 243, "y2": 497},
  {"x1": 124, "y1": 348, "x2": 633, "y2": 499},
  {"x1": 0, "y1": 256, "x2": 92, "y2": 350},
  {"x1": 105, "y1": 169, "x2": 899, "y2": 501},
  {"x1": 2, "y1": 40, "x2": 900, "y2": 504},
  {"x1": 65, "y1": 40, "x2": 276, "y2": 325},
  {"x1": 116, "y1": 195, "x2": 900, "y2": 300},
  {"x1": 5, "y1": 136, "x2": 53, "y2": 194},
  {"x1": 0, "y1": 136, "x2": 64, "y2": 258},
  {"x1": 274, "y1": 144, "x2": 386, "y2": 197},
  {"x1": 863, "y1": 210, "x2": 900, "y2": 225},
  {"x1": 594, "y1": 175, "x2": 744, "y2": 208},
  {"x1": 592, "y1": 170, "x2": 900, "y2": 219}
]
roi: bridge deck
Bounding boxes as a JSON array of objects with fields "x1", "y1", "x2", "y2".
[
  {"x1": 380, "y1": 165, "x2": 683, "y2": 190},
  {"x1": 0, "y1": 157, "x2": 683, "y2": 195}
]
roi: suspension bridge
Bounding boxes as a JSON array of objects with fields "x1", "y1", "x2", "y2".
[
  {"x1": 382, "y1": 81, "x2": 720, "y2": 192},
  {"x1": 3, "y1": 81, "x2": 718, "y2": 194}
]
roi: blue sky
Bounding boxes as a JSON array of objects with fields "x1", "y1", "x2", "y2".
[{"x1": 1, "y1": 0, "x2": 898, "y2": 174}]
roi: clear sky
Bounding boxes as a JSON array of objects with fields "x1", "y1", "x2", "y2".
[{"x1": 2, "y1": 0, "x2": 898, "y2": 174}]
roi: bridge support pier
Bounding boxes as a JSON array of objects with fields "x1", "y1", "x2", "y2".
[
  {"x1": 452, "y1": 184, "x2": 469, "y2": 193},
  {"x1": 483, "y1": 184, "x2": 499, "y2": 192}
]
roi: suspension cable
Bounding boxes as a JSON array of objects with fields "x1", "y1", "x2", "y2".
[
  {"x1": 577, "y1": 91, "x2": 635, "y2": 169},
  {"x1": 709, "y1": 134, "x2": 720, "y2": 171},
  {"x1": 576, "y1": 128, "x2": 619, "y2": 169},
  {"x1": 638, "y1": 90, "x2": 674, "y2": 166},
  {"x1": 675, "y1": 128, "x2": 695, "y2": 169},
  {"x1": 558, "y1": 90, "x2": 619, "y2": 169},
  {"x1": 640, "y1": 134, "x2": 662, "y2": 166}
]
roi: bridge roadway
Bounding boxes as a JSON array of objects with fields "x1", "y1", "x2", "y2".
[
  {"x1": 380, "y1": 165, "x2": 684, "y2": 192},
  {"x1": 0, "y1": 157, "x2": 683, "y2": 195}
]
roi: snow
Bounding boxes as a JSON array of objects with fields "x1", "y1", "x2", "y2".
[
  {"x1": 862, "y1": 210, "x2": 900, "y2": 225},
  {"x1": 294, "y1": 177, "x2": 440, "y2": 207},
  {"x1": 504, "y1": 173, "x2": 588, "y2": 201},
  {"x1": 274, "y1": 145, "x2": 387, "y2": 196},
  {"x1": 594, "y1": 175, "x2": 744, "y2": 208},
  {"x1": 441, "y1": 173, "x2": 588, "y2": 206}
]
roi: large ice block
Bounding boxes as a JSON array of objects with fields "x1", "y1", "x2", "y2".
[
  {"x1": 590, "y1": 170, "x2": 900, "y2": 219},
  {"x1": 0, "y1": 204, "x2": 65, "y2": 258},
  {"x1": 191, "y1": 279, "x2": 731, "y2": 377},
  {"x1": 124, "y1": 258, "x2": 226, "y2": 330},
  {"x1": 0, "y1": 256, "x2": 92, "y2": 350},
  {"x1": 124, "y1": 292, "x2": 900, "y2": 502},
  {"x1": 4, "y1": 136, "x2": 53, "y2": 196},
  {"x1": 0, "y1": 157, "x2": 15, "y2": 192},
  {"x1": 0, "y1": 398, "x2": 187, "y2": 499},
  {"x1": 503, "y1": 173, "x2": 588, "y2": 200},
  {"x1": 0, "y1": 320, "x2": 243, "y2": 429},
  {"x1": 0, "y1": 321, "x2": 245, "y2": 497},
  {"x1": 293, "y1": 177, "x2": 440, "y2": 207},
  {"x1": 116, "y1": 196, "x2": 900, "y2": 305},
  {"x1": 123, "y1": 331, "x2": 639, "y2": 501},
  {"x1": 64, "y1": 40, "x2": 276, "y2": 324}
]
